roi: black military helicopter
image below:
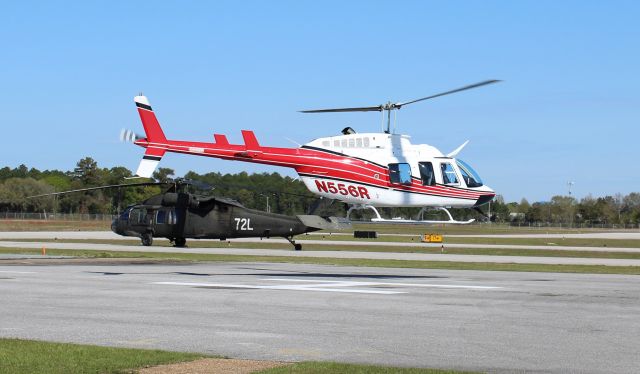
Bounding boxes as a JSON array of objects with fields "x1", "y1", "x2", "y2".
[{"x1": 31, "y1": 179, "x2": 349, "y2": 250}]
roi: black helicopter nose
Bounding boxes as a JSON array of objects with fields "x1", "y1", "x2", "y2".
[
  {"x1": 474, "y1": 194, "x2": 495, "y2": 207},
  {"x1": 111, "y1": 219, "x2": 118, "y2": 233}
]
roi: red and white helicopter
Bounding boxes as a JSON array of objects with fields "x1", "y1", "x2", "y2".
[{"x1": 122, "y1": 80, "x2": 498, "y2": 224}]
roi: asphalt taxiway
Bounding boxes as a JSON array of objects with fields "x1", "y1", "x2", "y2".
[
  {"x1": 1, "y1": 262, "x2": 638, "y2": 374},
  {"x1": 1, "y1": 231, "x2": 639, "y2": 266}
]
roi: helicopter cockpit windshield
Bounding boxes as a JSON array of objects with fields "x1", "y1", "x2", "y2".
[
  {"x1": 119, "y1": 206, "x2": 133, "y2": 221},
  {"x1": 456, "y1": 159, "x2": 483, "y2": 188}
]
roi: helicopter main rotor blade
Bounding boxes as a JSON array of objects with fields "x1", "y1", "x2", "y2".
[
  {"x1": 27, "y1": 182, "x2": 165, "y2": 198},
  {"x1": 395, "y1": 79, "x2": 501, "y2": 108},
  {"x1": 178, "y1": 178, "x2": 214, "y2": 191},
  {"x1": 298, "y1": 79, "x2": 500, "y2": 114},
  {"x1": 299, "y1": 105, "x2": 383, "y2": 113}
]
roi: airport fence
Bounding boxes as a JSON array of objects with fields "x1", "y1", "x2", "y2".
[{"x1": 507, "y1": 221, "x2": 640, "y2": 230}]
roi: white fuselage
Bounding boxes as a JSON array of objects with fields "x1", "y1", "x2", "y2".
[{"x1": 298, "y1": 132, "x2": 494, "y2": 208}]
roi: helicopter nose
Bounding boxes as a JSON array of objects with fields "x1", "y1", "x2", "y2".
[
  {"x1": 473, "y1": 185, "x2": 495, "y2": 207},
  {"x1": 111, "y1": 219, "x2": 119, "y2": 234}
]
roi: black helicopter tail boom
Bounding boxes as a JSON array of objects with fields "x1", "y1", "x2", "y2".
[{"x1": 297, "y1": 215, "x2": 352, "y2": 232}]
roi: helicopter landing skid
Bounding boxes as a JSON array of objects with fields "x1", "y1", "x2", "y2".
[
  {"x1": 347, "y1": 205, "x2": 475, "y2": 225},
  {"x1": 346, "y1": 204, "x2": 383, "y2": 221}
]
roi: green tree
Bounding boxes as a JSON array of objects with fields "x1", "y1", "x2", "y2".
[{"x1": 153, "y1": 168, "x2": 175, "y2": 183}]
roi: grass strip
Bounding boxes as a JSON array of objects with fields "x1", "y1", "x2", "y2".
[
  {"x1": 0, "y1": 338, "x2": 206, "y2": 374},
  {"x1": 1, "y1": 247, "x2": 639, "y2": 275},
  {"x1": 6, "y1": 238, "x2": 640, "y2": 259},
  {"x1": 258, "y1": 361, "x2": 479, "y2": 374},
  {"x1": 0, "y1": 338, "x2": 477, "y2": 374},
  {"x1": 308, "y1": 235, "x2": 640, "y2": 249}
]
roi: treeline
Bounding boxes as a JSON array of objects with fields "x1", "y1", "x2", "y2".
[
  {"x1": 0, "y1": 158, "x2": 163, "y2": 214},
  {"x1": 0, "y1": 158, "x2": 639, "y2": 225}
]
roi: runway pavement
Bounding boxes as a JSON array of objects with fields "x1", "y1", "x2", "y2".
[{"x1": 0, "y1": 262, "x2": 638, "y2": 373}]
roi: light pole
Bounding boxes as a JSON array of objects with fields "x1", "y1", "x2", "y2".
[{"x1": 567, "y1": 181, "x2": 575, "y2": 195}]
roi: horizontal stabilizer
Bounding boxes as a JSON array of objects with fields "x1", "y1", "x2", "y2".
[{"x1": 297, "y1": 215, "x2": 352, "y2": 231}]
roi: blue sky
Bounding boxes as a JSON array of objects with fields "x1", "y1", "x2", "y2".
[{"x1": 1, "y1": 1, "x2": 638, "y2": 202}]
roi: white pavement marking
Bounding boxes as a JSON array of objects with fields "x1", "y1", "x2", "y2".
[
  {"x1": 152, "y1": 281, "x2": 406, "y2": 294},
  {"x1": 263, "y1": 278, "x2": 503, "y2": 290},
  {"x1": 0, "y1": 270, "x2": 36, "y2": 274}
]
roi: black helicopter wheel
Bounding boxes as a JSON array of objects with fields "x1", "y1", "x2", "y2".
[
  {"x1": 141, "y1": 233, "x2": 153, "y2": 246},
  {"x1": 174, "y1": 237, "x2": 187, "y2": 247}
]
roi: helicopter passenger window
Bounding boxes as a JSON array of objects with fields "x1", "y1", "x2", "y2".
[
  {"x1": 333, "y1": 140, "x2": 340, "y2": 147},
  {"x1": 348, "y1": 138, "x2": 355, "y2": 147},
  {"x1": 363, "y1": 137, "x2": 370, "y2": 147},
  {"x1": 440, "y1": 163, "x2": 459, "y2": 185},
  {"x1": 356, "y1": 138, "x2": 363, "y2": 147},
  {"x1": 388, "y1": 163, "x2": 413, "y2": 185},
  {"x1": 418, "y1": 162, "x2": 436, "y2": 186},
  {"x1": 341, "y1": 139, "x2": 348, "y2": 148},
  {"x1": 167, "y1": 210, "x2": 176, "y2": 225},
  {"x1": 156, "y1": 210, "x2": 166, "y2": 224}
]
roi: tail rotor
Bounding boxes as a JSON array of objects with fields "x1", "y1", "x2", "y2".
[{"x1": 120, "y1": 128, "x2": 143, "y2": 143}]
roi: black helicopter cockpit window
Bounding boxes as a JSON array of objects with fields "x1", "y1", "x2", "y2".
[
  {"x1": 418, "y1": 162, "x2": 435, "y2": 186},
  {"x1": 130, "y1": 208, "x2": 147, "y2": 224},
  {"x1": 440, "y1": 163, "x2": 459, "y2": 185},
  {"x1": 388, "y1": 163, "x2": 412, "y2": 185},
  {"x1": 456, "y1": 159, "x2": 484, "y2": 187},
  {"x1": 119, "y1": 207, "x2": 132, "y2": 221}
]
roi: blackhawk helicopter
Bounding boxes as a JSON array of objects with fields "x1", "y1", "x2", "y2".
[
  {"x1": 123, "y1": 80, "x2": 499, "y2": 224},
  {"x1": 31, "y1": 179, "x2": 350, "y2": 250}
]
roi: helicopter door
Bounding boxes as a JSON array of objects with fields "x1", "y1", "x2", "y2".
[
  {"x1": 153, "y1": 209, "x2": 175, "y2": 237},
  {"x1": 418, "y1": 162, "x2": 436, "y2": 186},
  {"x1": 129, "y1": 208, "x2": 146, "y2": 224},
  {"x1": 129, "y1": 207, "x2": 150, "y2": 231},
  {"x1": 388, "y1": 163, "x2": 413, "y2": 185},
  {"x1": 440, "y1": 162, "x2": 460, "y2": 185}
]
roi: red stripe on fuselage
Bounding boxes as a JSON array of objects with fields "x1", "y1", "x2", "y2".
[{"x1": 135, "y1": 139, "x2": 491, "y2": 200}]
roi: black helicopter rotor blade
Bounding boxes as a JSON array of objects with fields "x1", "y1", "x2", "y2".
[
  {"x1": 177, "y1": 178, "x2": 214, "y2": 191},
  {"x1": 299, "y1": 105, "x2": 383, "y2": 113},
  {"x1": 396, "y1": 79, "x2": 501, "y2": 108},
  {"x1": 27, "y1": 182, "x2": 166, "y2": 199}
]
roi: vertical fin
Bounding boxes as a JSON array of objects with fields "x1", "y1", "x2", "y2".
[
  {"x1": 241, "y1": 130, "x2": 260, "y2": 150},
  {"x1": 133, "y1": 95, "x2": 167, "y2": 177},
  {"x1": 214, "y1": 134, "x2": 230, "y2": 145},
  {"x1": 134, "y1": 95, "x2": 167, "y2": 142}
]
